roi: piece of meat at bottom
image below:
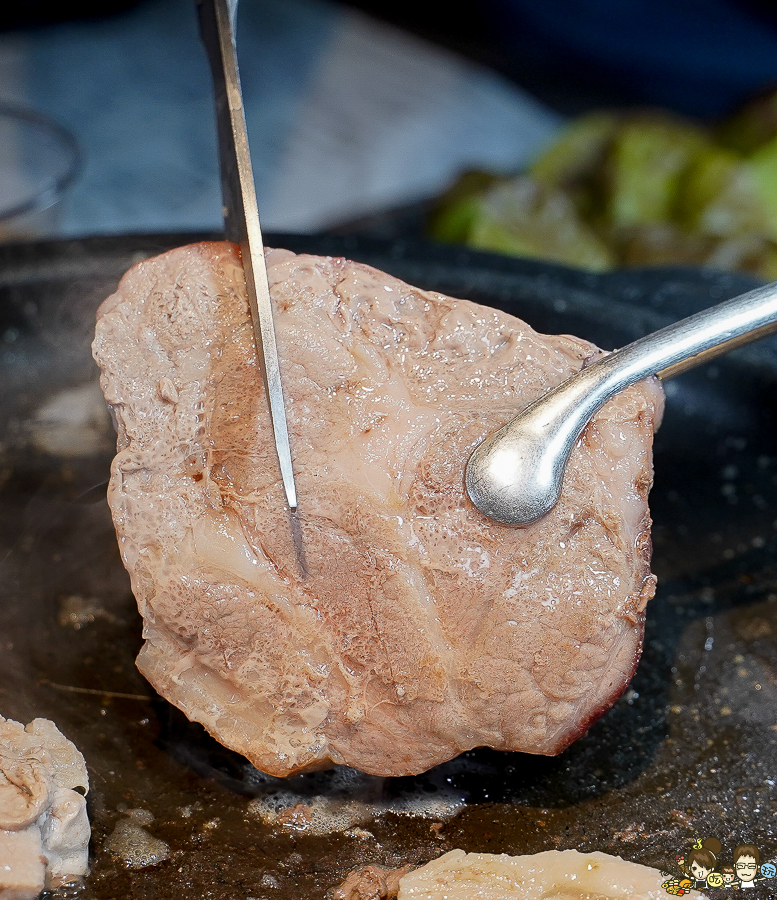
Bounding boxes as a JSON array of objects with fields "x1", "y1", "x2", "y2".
[
  {"x1": 395, "y1": 849, "x2": 708, "y2": 899},
  {"x1": 0, "y1": 717, "x2": 90, "y2": 899},
  {"x1": 334, "y1": 864, "x2": 413, "y2": 900},
  {"x1": 92, "y1": 241, "x2": 664, "y2": 777}
]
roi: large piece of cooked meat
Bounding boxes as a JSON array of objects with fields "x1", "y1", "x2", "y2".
[
  {"x1": 0, "y1": 717, "x2": 90, "y2": 899},
  {"x1": 93, "y1": 242, "x2": 663, "y2": 777},
  {"x1": 395, "y1": 849, "x2": 706, "y2": 899}
]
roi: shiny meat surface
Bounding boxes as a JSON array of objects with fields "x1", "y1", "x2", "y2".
[
  {"x1": 0, "y1": 717, "x2": 90, "y2": 899},
  {"x1": 92, "y1": 241, "x2": 663, "y2": 777},
  {"x1": 334, "y1": 863, "x2": 412, "y2": 900},
  {"x1": 396, "y1": 849, "x2": 707, "y2": 899}
]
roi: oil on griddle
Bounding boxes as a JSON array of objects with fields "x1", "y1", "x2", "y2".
[{"x1": 0, "y1": 234, "x2": 775, "y2": 900}]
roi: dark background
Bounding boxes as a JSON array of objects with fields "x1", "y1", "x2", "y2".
[{"x1": 7, "y1": 0, "x2": 777, "y2": 117}]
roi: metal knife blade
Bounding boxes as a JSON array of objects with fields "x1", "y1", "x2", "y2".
[{"x1": 197, "y1": 0, "x2": 297, "y2": 510}]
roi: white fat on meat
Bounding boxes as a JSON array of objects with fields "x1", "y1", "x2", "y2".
[
  {"x1": 397, "y1": 849, "x2": 707, "y2": 900},
  {"x1": 92, "y1": 242, "x2": 663, "y2": 777},
  {"x1": 0, "y1": 717, "x2": 90, "y2": 899}
]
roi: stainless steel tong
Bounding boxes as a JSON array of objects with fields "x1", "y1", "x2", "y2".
[
  {"x1": 466, "y1": 280, "x2": 777, "y2": 527},
  {"x1": 197, "y1": 0, "x2": 297, "y2": 510}
]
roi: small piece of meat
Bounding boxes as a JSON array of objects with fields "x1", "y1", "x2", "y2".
[
  {"x1": 0, "y1": 717, "x2": 90, "y2": 899},
  {"x1": 92, "y1": 242, "x2": 663, "y2": 777},
  {"x1": 395, "y1": 849, "x2": 707, "y2": 899},
  {"x1": 334, "y1": 864, "x2": 413, "y2": 900}
]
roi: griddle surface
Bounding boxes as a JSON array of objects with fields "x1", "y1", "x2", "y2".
[{"x1": 0, "y1": 234, "x2": 774, "y2": 898}]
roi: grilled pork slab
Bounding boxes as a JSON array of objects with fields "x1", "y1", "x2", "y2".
[
  {"x1": 0, "y1": 717, "x2": 90, "y2": 899},
  {"x1": 395, "y1": 849, "x2": 706, "y2": 899},
  {"x1": 93, "y1": 242, "x2": 662, "y2": 776}
]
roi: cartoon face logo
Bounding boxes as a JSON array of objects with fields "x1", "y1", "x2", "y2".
[
  {"x1": 683, "y1": 837, "x2": 721, "y2": 886},
  {"x1": 690, "y1": 860, "x2": 712, "y2": 881},
  {"x1": 736, "y1": 858, "x2": 758, "y2": 882},
  {"x1": 662, "y1": 838, "x2": 771, "y2": 896},
  {"x1": 733, "y1": 845, "x2": 760, "y2": 885}
]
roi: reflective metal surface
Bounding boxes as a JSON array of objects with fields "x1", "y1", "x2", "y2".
[
  {"x1": 197, "y1": 0, "x2": 297, "y2": 509},
  {"x1": 467, "y1": 281, "x2": 777, "y2": 526}
]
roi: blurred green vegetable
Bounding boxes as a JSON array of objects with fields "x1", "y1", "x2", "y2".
[
  {"x1": 717, "y1": 90, "x2": 777, "y2": 155},
  {"x1": 676, "y1": 147, "x2": 770, "y2": 235},
  {"x1": 465, "y1": 177, "x2": 613, "y2": 271},
  {"x1": 529, "y1": 112, "x2": 617, "y2": 188},
  {"x1": 429, "y1": 93, "x2": 777, "y2": 279},
  {"x1": 529, "y1": 112, "x2": 617, "y2": 221},
  {"x1": 749, "y1": 133, "x2": 777, "y2": 236},
  {"x1": 604, "y1": 116, "x2": 708, "y2": 228},
  {"x1": 427, "y1": 171, "x2": 502, "y2": 243}
]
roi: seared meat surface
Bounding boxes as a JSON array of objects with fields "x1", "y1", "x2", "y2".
[
  {"x1": 93, "y1": 242, "x2": 662, "y2": 777},
  {"x1": 334, "y1": 863, "x2": 411, "y2": 900},
  {"x1": 0, "y1": 717, "x2": 90, "y2": 899},
  {"x1": 395, "y1": 849, "x2": 706, "y2": 899}
]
